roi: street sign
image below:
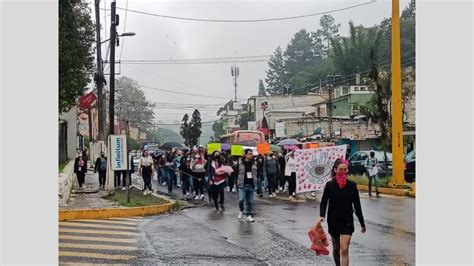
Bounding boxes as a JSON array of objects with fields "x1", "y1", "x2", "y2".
[
  {"x1": 109, "y1": 135, "x2": 128, "y2": 170},
  {"x1": 78, "y1": 92, "x2": 97, "y2": 109},
  {"x1": 275, "y1": 121, "x2": 286, "y2": 138}
]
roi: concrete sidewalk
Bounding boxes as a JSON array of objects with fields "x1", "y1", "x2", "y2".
[{"x1": 60, "y1": 170, "x2": 119, "y2": 210}]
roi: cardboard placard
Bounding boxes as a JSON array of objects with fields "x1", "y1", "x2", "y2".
[
  {"x1": 230, "y1": 145, "x2": 244, "y2": 156},
  {"x1": 207, "y1": 143, "x2": 221, "y2": 154},
  {"x1": 257, "y1": 143, "x2": 270, "y2": 155}
]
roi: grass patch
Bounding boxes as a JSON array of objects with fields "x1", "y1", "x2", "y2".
[
  {"x1": 103, "y1": 187, "x2": 170, "y2": 207},
  {"x1": 59, "y1": 162, "x2": 67, "y2": 173},
  {"x1": 349, "y1": 175, "x2": 410, "y2": 189}
]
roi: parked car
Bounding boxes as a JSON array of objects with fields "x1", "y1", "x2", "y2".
[
  {"x1": 348, "y1": 151, "x2": 393, "y2": 177},
  {"x1": 404, "y1": 150, "x2": 416, "y2": 183}
]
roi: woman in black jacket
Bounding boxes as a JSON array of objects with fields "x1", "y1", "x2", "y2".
[
  {"x1": 74, "y1": 150, "x2": 88, "y2": 189},
  {"x1": 319, "y1": 158, "x2": 366, "y2": 266}
]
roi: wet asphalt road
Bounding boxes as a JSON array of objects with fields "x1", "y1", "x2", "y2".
[{"x1": 130, "y1": 174, "x2": 415, "y2": 265}]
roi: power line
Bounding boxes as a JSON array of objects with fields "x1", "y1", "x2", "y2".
[
  {"x1": 101, "y1": 1, "x2": 376, "y2": 23},
  {"x1": 120, "y1": 59, "x2": 269, "y2": 65},
  {"x1": 138, "y1": 83, "x2": 236, "y2": 100},
  {"x1": 122, "y1": 65, "x2": 247, "y2": 100},
  {"x1": 121, "y1": 55, "x2": 271, "y2": 63}
]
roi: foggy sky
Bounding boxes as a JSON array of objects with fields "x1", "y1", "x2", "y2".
[{"x1": 93, "y1": 0, "x2": 410, "y2": 124}]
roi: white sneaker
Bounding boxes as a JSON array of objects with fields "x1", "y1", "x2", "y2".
[
  {"x1": 143, "y1": 191, "x2": 147, "y2": 196},
  {"x1": 122, "y1": 187, "x2": 126, "y2": 191},
  {"x1": 292, "y1": 192, "x2": 296, "y2": 196},
  {"x1": 238, "y1": 211, "x2": 243, "y2": 220},
  {"x1": 311, "y1": 192, "x2": 316, "y2": 197},
  {"x1": 177, "y1": 184, "x2": 181, "y2": 188},
  {"x1": 186, "y1": 192, "x2": 190, "y2": 196},
  {"x1": 272, "y1": 193, "x2": 277, "y2": 197},
  {"x1": 269, "y1": 194, "x2": 274, "y2": 198},
  {"x1": 194, "y1": 195, "x2": 199, "y2": 200},
  {"x1": 200, "y1": 194, "x2": 205, "y2": 200},
  {"x1": 162, "y1": 182, "x2": 166, "y2": 186},
  {"x1": 246, "y1": 215, "x2": 255, "y2": 222},
  {"x1": 227, "y1": 187, "x2": 230, "y2": 192},
  {"x1": 148, "y1": 190, "x2": 153, "y2": 195}
]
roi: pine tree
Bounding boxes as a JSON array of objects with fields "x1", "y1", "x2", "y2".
[
  {"x1": 180, "y1": 114, "x2": 190, "y2": 146},
  {"x1": 188, "y1": 109, "x2": 202, "y2": 147},
  {"x1": 265, "y1": 46, "x2": 287, "y2": 95},
  {"x1": 258, "y1": 79, "x2": 267, "y2": 96}
]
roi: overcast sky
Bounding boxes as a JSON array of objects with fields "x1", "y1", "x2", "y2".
[{"x1": 92, "y1": 0, "x2": 410, "y2": 124}]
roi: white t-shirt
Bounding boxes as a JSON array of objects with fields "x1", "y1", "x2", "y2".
[{"x1": 285, "y1": 157, "x2": 297, "y2": 176}]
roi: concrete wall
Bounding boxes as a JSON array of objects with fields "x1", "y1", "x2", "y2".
[
  {"x1": 279, "y1": 117, "x2": 380, "y2": 139},
  {"x1": 58, "y1": 160, "x2": 76, "y2": 207},
  {"x1": 59, "y1": 107, "x2": 78, "y2": 160}
]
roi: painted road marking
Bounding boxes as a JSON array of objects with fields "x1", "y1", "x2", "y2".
[
  {"x1": 59, "y1": 228, "x2": 137, "y2": 236},
  {"x1": 66, "y1": 219, "x2": 139, "y2": 226},
  {"x1": 60, "y1": 222, "x2": 137, "y2": 230},
  {"x1": 59, "y1": 243, "x2": 136, "y2": 251},
  {"x1": 59, "y1": 251, "x2": 134, "y2": 261},
  {"x1": 59, "y1": 235, "x2": 137, "y2": 244}
]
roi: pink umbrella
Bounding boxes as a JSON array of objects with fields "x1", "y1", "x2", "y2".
[{"x1": 284, "y1": 145, "x2": 300, "y2": 150}]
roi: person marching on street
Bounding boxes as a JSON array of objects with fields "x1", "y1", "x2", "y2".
[
  {"x1": 285, "y1": 151, "x2": 297, "y2": 200},
  {"x1": 207, "y1": 150, "x2": 227, "y2": 211},
  {"x1": 227, "y1": 155, "x2": 240, "y2": 193},
  {"x1": 277, "y1": 151, "x2": 287, "y2": 193},
  {"x1": 265, "y1": 152, "x2": 280, "y2": 198},
  {"x1": 180, "y1": 150, "x2": 194, "y2": 199},
  {"x1": 365, "y1": 151, "x2": 380, "y2": 197},
  {"x1": 74, "y1": 150, "x2": 87, "y2": 189},
  {"x1": 94, "y1": 152, "x2": 107, "y2": 189},
  {"x1": 256, "y1": 154, "x2": 266, "y2": 198},
  {"x1": 319, "y1": 158, "x2": 366, "y2": 266},
  {"x1": 191, "y1": 152, "x2": 207, "y2": 200},
  {"x1": 122, "y1": 153, "x2": 134, "y2": 191},
  {"x1": 237, "y1": 149, "x2": 258, "y2": 222},
  {"x1": 138, "y1": 150, "x2": 154, "y2": 195}
]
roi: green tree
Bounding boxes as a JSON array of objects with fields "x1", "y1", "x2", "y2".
[
  {"x1": 59, "y1": 0, "x2": 95, "y2": 113},
  {"x1": 401, "y1": 0, "x2": 415, "y2": 19},
  {"x1": 330, "y1": 21, "x2": 383, "y2": 80},
  {"x1": 258, "y1": 80, "x2": 267, "y2": 96},
  {"x1": 188, "y1": 109, "x2": 202, "y2": 147},
  {"x1": 115, "y1": 77, "x2": 156, "y2": 131},
  {"x1": 180, "y1": 113, "x2": 190, "y2": 146},
  {"x1": 212, "y1": 120, "x2": 226, "y2": 140},
  {"x1": 312, "y1": 14, "x2": 341, "y2": 58},
  {"x1": 265, "y1": 46, "x2": 287, "y2": 95},
  {"x1": 284, "y1": 29, "x2": 321, "y2": 79}
]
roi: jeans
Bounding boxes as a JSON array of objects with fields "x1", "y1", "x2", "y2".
[
  {"x1": 257, "y1": 172, "x2": 264, "y2": 195},
  {"x1": 158, "y1": 167, "x2": 166, "y2": 184},
  {"x1": 238, "y1": 184, "x2": 255, "y2": 216},
  {"x1": 165, "y1": 167, "x2": 174, "y2": 193},
  {"x1": 181, "y1": 173, "x2": 193, "y2": 195},
  {"x1": 368, "y1": 174, "x2": 379, "y2": 194}
]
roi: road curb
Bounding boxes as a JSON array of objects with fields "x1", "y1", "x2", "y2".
[
  {"x1": 59, "y1": 202, "x2": 175, "y2": 221},
  {"x1": 357, "y1": 185, "x2": 414, "y2": 197}
]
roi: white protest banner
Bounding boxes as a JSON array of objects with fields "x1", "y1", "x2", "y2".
[
  {"x1": 275, "y1": 121, "x2": 286, "y2": 138},
  {"x1": 295, "y1": 145, "x2": 347, "y2": 193},
  {"x1": 109, "y1": 135, "x2": 128, "y2": 170},
  {"x1": 243, "y1": 146, "x2": 258, "y2": 155}
]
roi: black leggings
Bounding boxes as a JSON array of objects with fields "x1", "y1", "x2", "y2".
[
  {"x1": 279, "y1": 172, "x2": 287, "y2": 189},
  {"x1": 228, "y1": 172, "x2": 237, "y2": 191},
  {"x1": 142, "y1": 166, "x2": 152, "y2": 191},
  {"x1": 288, "y1": 172, "x2": 296, "y2": 195},
  {"x1": 193, "y1": 172, "x2": 205, "y2": 195},
  {"x1": 267, "y1": 173, "x2": 277, "y2": 194},
  {"x1": 76, "y1": 172, "x2": 85, "y2": 187},
  {"x1": 98, "y1": 170, "x2": 106, "y2": 186},
  {"x1": 211, "y1": 183, "x2": 225, "y2": 208}
]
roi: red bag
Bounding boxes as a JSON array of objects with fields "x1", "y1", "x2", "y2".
[{"x1": 308, "y1": 221, "x2": 330, "y2": 256}]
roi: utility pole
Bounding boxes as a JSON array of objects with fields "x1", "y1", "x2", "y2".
[
  {"x1": 88, "y1": 107, "x2": 93, "y2": 143},
  {"x1": 108, "y1": 0, "x2": 117, "y2": 136},
  {"x1": 231, "y1": 64, "x2": 239, "y2": 102},
  {"x1": 94, "y1": 0, "x2": 105, "y2": 141},
  {"x1": 126, "y1": 109, "x2": 131, "y2": 203},
  {"x1": 390, "y1": 0, "x2": 405, "y2": 186}
]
